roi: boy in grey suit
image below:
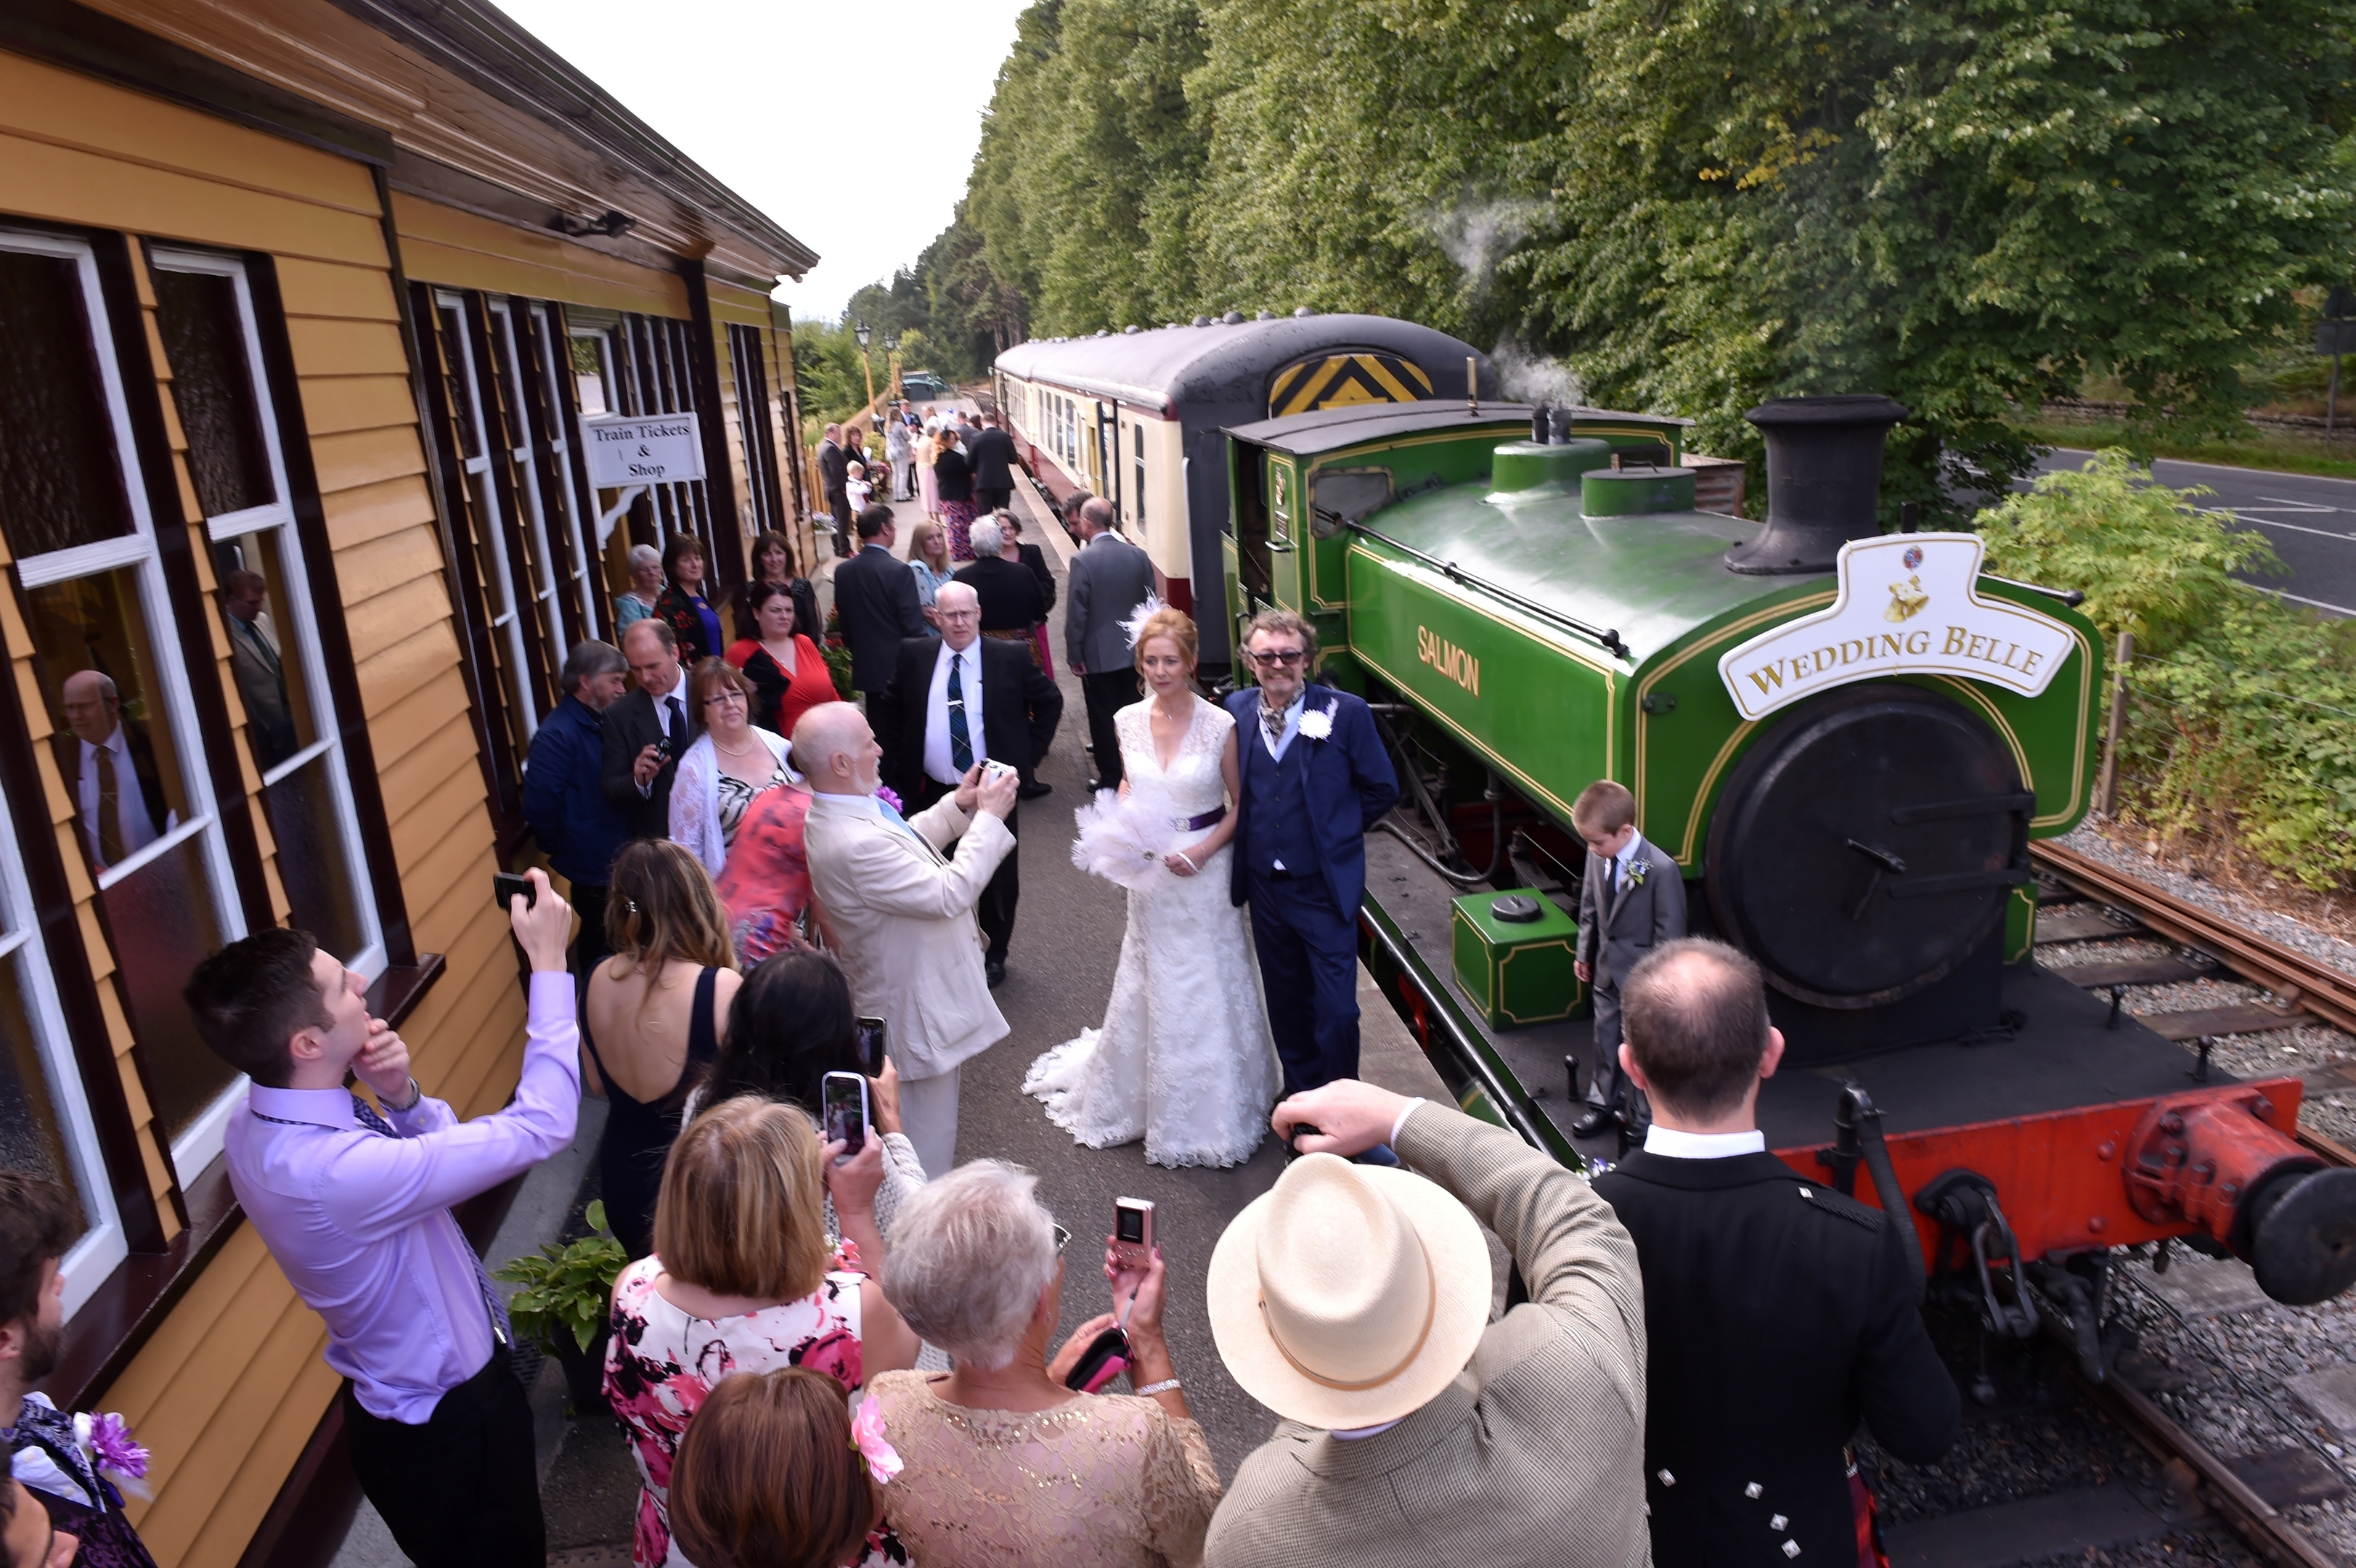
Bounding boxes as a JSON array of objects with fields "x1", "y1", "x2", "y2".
[
  {"x1": 1573, "y1": 778, "x2": 1687, "y2": 1138},
  {"x1": 1062, "y1": 497, "x2": 1156, "y2": 789}
]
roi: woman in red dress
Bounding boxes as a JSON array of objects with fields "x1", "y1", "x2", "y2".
[{"x1": 724, "y1": 580, "x2": 833, "y2": 742}]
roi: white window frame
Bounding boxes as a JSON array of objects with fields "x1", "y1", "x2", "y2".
[
  {"x1": 532, "y1": 306, "x2": 600, "y2": 638},
  {"x1": 486, "y1": 300, "x2": 568, "y2": 671},
  {"x1": 152, "y1": 245, "x2": 386, "y2": 993},
  {"x1": 436, "y1": 291, "x2": 539, "y2": 743},
  {"x1": 0, "y1": 229, "x2": 251, "y2": 1193}
]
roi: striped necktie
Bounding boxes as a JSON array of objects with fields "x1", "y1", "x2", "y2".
[{"x1": 947, "y1": 652, "x2": 974, "y2": 774}]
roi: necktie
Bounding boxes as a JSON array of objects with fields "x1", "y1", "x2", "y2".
[
  {"x1": 1261, "y1": 703, "x2": 1287, "y2": 749},
  {"x1": 875, "y1": 795, "x2": 932, "y2": 850},
  {"x1": 241, "y1": 618, "x2": 282, "y2": 679},
  {"x1": 347, "y1": 1093, "x2": 513, "y2": 1344},
  {"x1": 664, "y1": 694, "x2": 686, "y2": 752},
  {"x1": 94, "y1": 743, "x2": 126, "y2": 866},
  {"x1": 946, "y1": 653, "x2": 974, "y2": 775}
]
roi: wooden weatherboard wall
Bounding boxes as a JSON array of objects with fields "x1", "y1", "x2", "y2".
[{"x1": 0, "y1": 46, "x2": 525, "y2": 1566}]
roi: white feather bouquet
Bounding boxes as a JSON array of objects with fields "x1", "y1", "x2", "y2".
[{"x1": 1070, "y1": 780, "x2": 1180, "y2": 891}]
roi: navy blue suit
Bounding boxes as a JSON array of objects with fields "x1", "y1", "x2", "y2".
[{"x1": 1225, "y1": 685, "x2": 1400, "y2": 1094}]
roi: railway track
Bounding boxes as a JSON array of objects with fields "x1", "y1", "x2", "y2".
[{"x1": 1366, "y1": 846, "x2": 2356, "y2": 1568}]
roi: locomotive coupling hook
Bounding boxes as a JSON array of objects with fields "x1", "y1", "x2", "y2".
[{"x1": 2124, "y1": 1087, "x2": 2356, "y2": 1306}]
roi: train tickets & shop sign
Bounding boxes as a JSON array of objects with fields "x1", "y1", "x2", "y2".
[
  {"x1": 584, "y1": 414, "x2": 705, "y2": 486},
  {"x1": 1716, "y1": 534, "x2": 2076, "y2": 722}
]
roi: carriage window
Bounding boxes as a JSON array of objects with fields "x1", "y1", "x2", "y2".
[
  {"x1": 152, "y1": 247, "x2": 383, "y2": 980},
  {"x1": 0, "y1": 231, "x2": 251, "y2": 1181},
  {"x1": 0, "y1": 249, "x2": 138, "y2": 558}
]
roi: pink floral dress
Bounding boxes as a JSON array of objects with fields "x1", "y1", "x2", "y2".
[{"x1": 603, "y1": 1255, "x2": 907, "y2": 1567}]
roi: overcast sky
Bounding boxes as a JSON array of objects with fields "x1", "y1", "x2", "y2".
[{"x1": 497, "y1": 0, "x2": 1031, "y2": 322}]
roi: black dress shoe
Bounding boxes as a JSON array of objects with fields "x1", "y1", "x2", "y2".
[
  {"x1": 1570, "y1": 1106, "x2": 1615, "y2": 1139},
  {"x1": 1017, "y1": 780, "x2": 1053, "y2": 799},
  {"x1": 985, "y1": 960, "x2": 1007, "y2": 988}
]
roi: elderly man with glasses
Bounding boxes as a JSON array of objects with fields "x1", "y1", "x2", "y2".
[{"x1": 1221, "y1": 611, "x2": 1399, "y2": 1119}]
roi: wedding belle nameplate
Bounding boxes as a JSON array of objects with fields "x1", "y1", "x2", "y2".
[
  {"x1": 584, "y1": 413, "x2": 705, "y2": 486},
  {"x1": 1716, "y1": 533, "x2": 2076, "y2": 722}
]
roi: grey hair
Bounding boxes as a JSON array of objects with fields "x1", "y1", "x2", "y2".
[
  {"x1": 966, "y1": 514, "x2": 1005, "y2": 559},
  {"x1": 561, "y1": 640, "x2": 624, "y2": 698},
  {"x1": 881, "y1": 1160, "x2": 1058, "y2": 1370},
  {"x1": 627, "y1": 543, "x2": 661, "y2": 571},
  {"x1": 1243, "y1": 607, "x2": 1319, "y2": 660}
]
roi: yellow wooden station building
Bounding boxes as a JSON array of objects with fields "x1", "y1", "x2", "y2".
[{"x1": 0, "y1": 1, "x2": 815, "y2": 1561}]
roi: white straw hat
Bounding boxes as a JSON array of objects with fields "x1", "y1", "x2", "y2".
[{"x1": 1206, "y1": 1153, "x2": 1491, "y2": 1429}]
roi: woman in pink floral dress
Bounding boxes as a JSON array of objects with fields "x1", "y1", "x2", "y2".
[{"x1": 605, "y1": 1096, "x2": 920, "y2": 1567}]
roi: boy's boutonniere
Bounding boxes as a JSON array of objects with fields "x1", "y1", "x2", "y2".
[
  {"x1": 1297, "y1": 700, "x2": 1339, "y2": 742},
  {"x1": 1626, "y1": 859, "x2": 1647, "y2": 888}
]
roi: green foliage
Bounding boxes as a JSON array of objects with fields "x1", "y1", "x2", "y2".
[
  {"x1": 1976, "y1": 449, "x2": 2280, "y2": 657},
  {"x1": 492, "y1": 1199, "x2": 627, "y2": 1355},
  {"x1": 1975, "y1": 452, "x2": 2356, "y2": 890},
  {"x1": 791, "y1": 317, "x2": 881, "y2": 430}
]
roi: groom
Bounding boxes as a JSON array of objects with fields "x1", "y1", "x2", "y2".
[{"x1": 1226, "y1": 610, "x2": 1400, "y2": 1101}]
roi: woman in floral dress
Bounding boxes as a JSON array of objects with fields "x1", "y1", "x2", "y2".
[{"x1": 605, "y1": 1097, "x2": 920, "y2": 1567}]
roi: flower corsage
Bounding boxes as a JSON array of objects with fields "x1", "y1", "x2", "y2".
[
  {"x1": 849, "y1": 1393, "x2": 902, "y2": 1485},
  {"x1": 1626, "y1": 859, "x2": 1647, "y2": 889},
  {"x1": 1297, "y1": 701, "x2": 1339, "y2": 742},
  {"x1": 76, "y1": 1410, "x2": 151, "y2": 1500}
]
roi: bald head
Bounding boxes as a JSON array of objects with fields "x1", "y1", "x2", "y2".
[
  {"x1": 933, "y1": 581, "x2": 980, "y2": 652},
  {"x1": 1619, "y1": 938, "x2": 1782, "y2": 1126},
  {"x1": 61, "y1": 670, "x2": 120, "y2": 745},
  {"x1": 1078, "y1": 497, "x2": 1116, "y2": 534},
  {"x1": 794, "y1": 702, "x2": 880, "y2": 796}
]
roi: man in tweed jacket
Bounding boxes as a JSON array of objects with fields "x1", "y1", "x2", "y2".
[{"x1": 1207, "y1": 1081, "x2": 1652, "y2": 1568}]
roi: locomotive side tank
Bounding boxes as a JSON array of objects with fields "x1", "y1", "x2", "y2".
[{"x1": 1223, "y1": 395, "x2": 2356, "y2": 1310}]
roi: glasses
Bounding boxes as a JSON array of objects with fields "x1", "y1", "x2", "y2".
[
  {"x1": 937, "y1": 608, "x2": 979, "y2": 623},
  {"x1": 1053, "y1": 1223, "x2": 1071, "y2": 1256},
  {"x1": 1247, "y1": 647, "x2": 1306, "y2": 669},
  {"x1": 702, "y1": 690, "x2": 746, "y2": 708}
]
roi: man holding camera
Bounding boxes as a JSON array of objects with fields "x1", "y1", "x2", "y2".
[
  {"x1": 600, "y1": 618, "x2": 688, "y2": 840},
  {"x1": 871, "y1": 581, "x2": 1061, "y2": 989}
]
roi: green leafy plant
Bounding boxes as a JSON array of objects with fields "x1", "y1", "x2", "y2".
[{"x1": 492, "y1": 1199, "x2": 627, "y2": 1355}]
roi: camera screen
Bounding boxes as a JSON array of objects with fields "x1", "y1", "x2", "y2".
[
  {"x1": 855, "y1": 1018, "x2": 886, "y2": 1075},
  {"x1": 1116, "y1": 1205, "x2": 1146, "y2": 1243},
  {"x1": 823, "y1": 1076, "x2": 863, "y2": 1146}
]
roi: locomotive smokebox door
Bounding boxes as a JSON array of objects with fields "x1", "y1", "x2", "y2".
[
  {"x1": 1451, "y1": 889, "x2": 1583, "y2": 1029},
  {"x1": 1705, "y1": 681, "x2": 2034, "y2": 1063}
]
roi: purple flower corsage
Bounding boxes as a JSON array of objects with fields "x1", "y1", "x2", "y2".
[{"x1": 876, "y1": 785, "x2": 904, "y2": 814}]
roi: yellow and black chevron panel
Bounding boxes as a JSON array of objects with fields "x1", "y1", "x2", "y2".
[{"x1": 1268, "y1": 352, "x2": 1435, "y2": 417}]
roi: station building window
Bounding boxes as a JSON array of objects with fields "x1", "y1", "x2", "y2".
[{"x1": 1, "y1": 229, "x2": 250, "y2": 1185}]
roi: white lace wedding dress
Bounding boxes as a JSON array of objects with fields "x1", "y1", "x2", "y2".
[{"x1": 1024, "y1": 698, "x2": 1283, "y2": 1167}]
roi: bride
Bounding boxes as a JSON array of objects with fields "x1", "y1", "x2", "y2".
[{"x1": 1024, "y1": 605, "x2": 1282, "y2": 1167}]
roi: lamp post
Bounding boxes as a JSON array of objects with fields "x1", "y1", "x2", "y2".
[
  {"x1": 853, "y1": 317, "x2": 878, "y2": 425},
  {"x1": 883, "y1": 328, "x2": 902, "y2": 404}
]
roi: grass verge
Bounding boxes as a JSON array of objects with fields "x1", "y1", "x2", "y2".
[{"x1": 2015, "y1": 416, "x2": 2356, "y2": 481}]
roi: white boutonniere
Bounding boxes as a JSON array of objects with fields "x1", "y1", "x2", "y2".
[
  {"x1": 1626, "y1": 859, "x2": 1647, "y2": 888},
  {"x1": 1297, "y1": 701, "x2": 1338, "y2": 742}
]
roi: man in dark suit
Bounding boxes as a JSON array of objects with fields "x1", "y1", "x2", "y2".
[
  {"x1": 600, "y1": 618, "x2": 689, "y2": 840},
  {"x1": 966, "y1": 411, "x2": 1018, "y2": 514},
  {"x1": 816, "y1": 422, "x2": 851, "y2": 555},
  {"x1": 54, "y1": 669, "x2": 172, "y2": 873},
  {"x1": 833, "y1": 505, "x2": 926, "y2": 702},
  {"x1": 1571, "y1": 777, "x2": 1689, "y2": 1138},
  {"x1": 1593, "y1": 939, "x2": 1959, "y2": 1567},
  {"x1": 1064, "y1": 498, "x2": 1155, "y2": 791},
  {"x1": 1224, "y1": 610, "x2": 1399, "y2": 1102},
  {"x1": 526, "y1": 640, "x2": 631, "y2": 980},
  {"x1": 873, "y1": 581, "x2": 1062, "y2": 986}
]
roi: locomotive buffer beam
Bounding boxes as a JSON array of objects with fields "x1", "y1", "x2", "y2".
[{"x1": 2123, "y1": 1089, "x2": 2356, "y2": 1306}]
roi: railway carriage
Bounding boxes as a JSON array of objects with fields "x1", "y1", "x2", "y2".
[
  {"x1": 1213, "y1": 392, "x2": 2356, "y2": 1336},
  {"x1": 995, "y1": 313, "x2": 1491, "y2": 673}
]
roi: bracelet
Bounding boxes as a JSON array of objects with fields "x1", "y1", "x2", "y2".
[
  {"x1": 388, "y1": 1077, "x2": 422, "y2": 1114},
  {"x1": 1135, "y1": 1378, "x2": 1181, "y2": 1397},
  {"x1": 1174, "y1": 851, "x2": 1197, "y2": 873}
]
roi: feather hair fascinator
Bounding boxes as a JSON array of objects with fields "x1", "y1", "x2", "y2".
[{"x1": 1120, "y1": 594, "x2": 1169, "y2": 650}]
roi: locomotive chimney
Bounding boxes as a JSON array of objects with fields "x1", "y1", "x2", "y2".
[
  {"x1": 1724, "y1": 394, "x2": 1908, "y2": 575},
  {"x1": 1530, "y1": 405, "x2": 1550, "y2": 444}
]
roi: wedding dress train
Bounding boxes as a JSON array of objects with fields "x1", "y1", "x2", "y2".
[{"x1": 1024, "y1": 697, "x2": 1282, "y2": 1167}]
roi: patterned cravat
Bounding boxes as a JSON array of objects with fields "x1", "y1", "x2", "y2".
[
  {"x1": 947, "y1": 651, "x2": 974, "y2": 774},
  {"x1": 1261, "y1": 701, "x2": 1287, "y2": 749},
  {"x1": 346, "y1": 1093, "x2": 514, "y2": 1344}
]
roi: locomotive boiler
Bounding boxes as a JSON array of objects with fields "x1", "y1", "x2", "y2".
[{"x1": 1218, "y1": 393, "x2": 2356, "y2": 1319}]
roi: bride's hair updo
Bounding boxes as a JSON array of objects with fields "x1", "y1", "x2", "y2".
[{"x1": 1130, "y1": 607, "x2": 1199, "y2": 675}]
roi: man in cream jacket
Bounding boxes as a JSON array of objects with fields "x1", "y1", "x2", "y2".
[{"x1": 797, "y1": 701, "x2": 1019, "y2": 1175}]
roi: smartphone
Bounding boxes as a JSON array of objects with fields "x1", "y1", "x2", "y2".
[
  {"x1": 1061, "y1": 1323, "x2": 1131, "y2": 1394},
  {"x1": 492, "y1": 871, "x2": 536, "y2": 910},
  {"x1": 1113, "y1": 1197, "x2": 1155, "y2": 1271},
  {"x1": 854, "y1": 1016, "x2": 887, "y2": 1077},
  {"x1": 821, "y1": 1071, "x2": 868, "y2": 1156}
]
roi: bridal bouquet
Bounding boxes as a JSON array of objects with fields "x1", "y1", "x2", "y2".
[{"x1": 1071, "y1": 782, "x2": 1180, "y2": 891}]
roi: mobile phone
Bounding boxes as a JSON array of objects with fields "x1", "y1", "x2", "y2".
[
  {"x1": 854, "y1": 1016, "x2": 887, "y2": 1077},
  {"x1": 492, "y1": 871, "x2": 536, "y2": 910},
  {"x1": 1062, "y1": 1323, "x2": 1131, "y2": 1394},
  {"x1": 821, "y1": 1071, "x2": 868, "y2": 1156},
  {"x1": 1113, "y1": 1197, "x2": 1155, "y2": 1270}
]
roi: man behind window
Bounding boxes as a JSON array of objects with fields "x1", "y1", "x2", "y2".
[
  {"x1": 52, "y1": 671, "x2": 171, "y2": 873},
  {"x1": 219, "y1": 568, "x2": 298, "y2": 770},
  {"x1": 184, "y1": 874, "x2": 579, "y2": 1567}
]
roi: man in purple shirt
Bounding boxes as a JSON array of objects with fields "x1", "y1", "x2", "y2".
[{"x1": 185, "y1": 872, "x2": 578, "y2": 1566}]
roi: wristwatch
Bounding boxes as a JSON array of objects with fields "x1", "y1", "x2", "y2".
[{"x1": 387, "y1": 1077, "x2": 423, "y2": 1113}]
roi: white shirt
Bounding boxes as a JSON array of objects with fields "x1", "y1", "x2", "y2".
[
  {"x1": 1607, "y1": 828, "x2": 1648, "y2": 897},
  {"x1": 1255, "y1": 691, "x2": 1305, "y2": 761},
  {"x1": 923, "y1": 639, "x2": 987, "y2": 786},
  {"x1": 77, "y1": 724, "x2": 167, "y2": 866},
  {"x1": 1642, "y1": 1124, "x2": 1766, "y2": 1159}
]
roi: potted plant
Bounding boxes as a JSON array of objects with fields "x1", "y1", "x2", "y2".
[{"x1": 494, "y1": 1199, "x2": 627, "y2": 1416}]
